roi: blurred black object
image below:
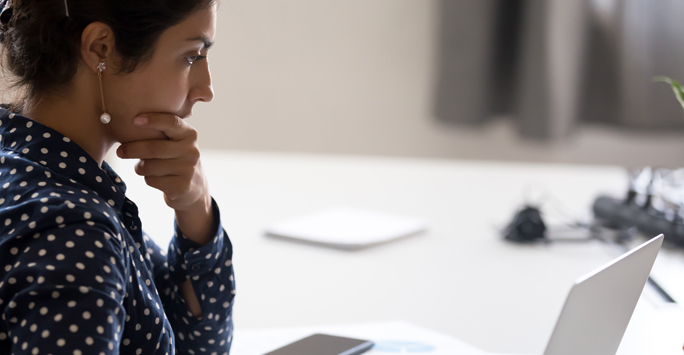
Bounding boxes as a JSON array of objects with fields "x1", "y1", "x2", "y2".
[
  {"x1": 504, "y1": 206, "x2": 547, "y2": 243},
  {"x1": 503, "y1": 167, "x2": 684, "y2": 247},
  {"x1": 593, "y1": 167, "x2": 684, "y2": 248}
]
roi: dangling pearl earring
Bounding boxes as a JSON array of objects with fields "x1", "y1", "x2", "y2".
[{"x1": 97, "y1": 62, "x2": 111, "y2": 124}]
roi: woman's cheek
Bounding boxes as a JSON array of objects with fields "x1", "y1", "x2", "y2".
[
  {"x1": 154, "y1": 77, "x2": 191, "y2": 113},
  {"x1": 166, "y1": 89, "x2": 190, "y2": 113}
]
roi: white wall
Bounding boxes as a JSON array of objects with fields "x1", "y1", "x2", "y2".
[
  {"x1": 190, "y1": 0, "x2": 440, "y2": 154},
  {"x1": 187, "y1": 0, "x2": 684, "y2": 168}
]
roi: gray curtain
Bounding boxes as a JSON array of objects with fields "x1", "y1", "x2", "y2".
[
  {"x1": 435, "y1": 0, "x2": 684, "y2": 140},
  {"x1": 609, "y1": 0, "x2": 684, "y2": 130},
  {"x1": 434, "y1": 1, "x2": 501, "y2": 126}
]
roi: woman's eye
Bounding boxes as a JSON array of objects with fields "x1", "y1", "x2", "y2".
[{"x1": 186, "y1": 55, "x2": 207, "y2": 65}]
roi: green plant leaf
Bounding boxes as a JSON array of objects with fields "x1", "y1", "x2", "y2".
[{"x1": 654, "y1": 76, "x2": 684, "y2": 113}]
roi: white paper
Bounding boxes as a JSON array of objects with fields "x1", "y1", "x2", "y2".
[
  {"x1": 264, "y1": 206, "x2": 428, "y2": 249},
  {"x1": 230, "y1": 320, "x2": 491, "y2": 355}
]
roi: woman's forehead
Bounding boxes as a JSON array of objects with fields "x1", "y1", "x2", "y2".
[{"x1": 158, "y1": 5, "x2": 217, "y2": 49}]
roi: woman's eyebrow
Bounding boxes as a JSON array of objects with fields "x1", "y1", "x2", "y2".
[{"x1": 186, "y1": 36, "x2": 214, "y2": 50}]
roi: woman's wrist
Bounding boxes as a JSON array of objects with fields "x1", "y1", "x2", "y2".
[{"x1": 174, "y1": 193, "x2": 215, "y2": 246}]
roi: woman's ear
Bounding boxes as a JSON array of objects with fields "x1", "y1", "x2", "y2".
[{"x1": 80, "y1": 22, "x2": 116, "y2": 74}]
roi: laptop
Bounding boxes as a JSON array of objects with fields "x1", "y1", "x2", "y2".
[{"x1": 541, "y1": 234, "x2": 664, "y2": 355}]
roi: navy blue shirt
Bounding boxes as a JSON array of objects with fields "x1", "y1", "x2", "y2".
[{"x1": 0, "y1": 109, "x2": 235, "y2": 355}]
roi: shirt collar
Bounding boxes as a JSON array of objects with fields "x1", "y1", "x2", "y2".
[{"x1": 0, "y1": 108, "x2": 127, "y2": 210}]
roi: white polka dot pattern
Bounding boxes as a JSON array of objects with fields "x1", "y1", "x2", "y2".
[{"x1": 0, "y1": 109, "x2": 235, "y2": 354}]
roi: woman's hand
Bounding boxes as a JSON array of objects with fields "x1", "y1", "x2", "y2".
[
  {"x1": 118, "y1": 113, "x2": 213, "y2": 318},
  {"x1": 116, "y1": 113, "x2": 215, "y2": 245},
  {"x1": 117, "y1": 113, "x2": 207, "y2": 211}
]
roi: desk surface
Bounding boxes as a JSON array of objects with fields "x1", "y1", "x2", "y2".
[{"x1": 111, "y1": 151, "x2": 684, "y2": 355}]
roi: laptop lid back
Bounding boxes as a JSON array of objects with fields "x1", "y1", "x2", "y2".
[{"x1": 544, "y1": 234, "x2": 664, "y2": 355}]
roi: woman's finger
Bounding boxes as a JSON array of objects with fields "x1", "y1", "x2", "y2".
[
  {"x1": 133, "y1": 113, "x2": 198, "y2": 141},
  {"x1": 134, "y1": 158, "x2": 195, "y2": 177},
  {"x1": 117, "y1": 139, "x2": 200, "y2": 161}
]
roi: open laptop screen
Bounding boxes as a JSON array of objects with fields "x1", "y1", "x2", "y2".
[{"x1": 544, "y1": 235, "x2": 663, "y2": 355}]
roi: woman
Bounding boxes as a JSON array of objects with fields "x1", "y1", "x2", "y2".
[{"x1": 0, "y1": 0, "x2": 235, "y2": 354}]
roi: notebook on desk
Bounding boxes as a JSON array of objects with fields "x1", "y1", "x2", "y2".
[{"x1": 264, "y1": 206, "x2": 428, "y2": 250}]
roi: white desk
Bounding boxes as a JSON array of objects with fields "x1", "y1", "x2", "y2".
[{"x1": 112, "y1": 151, "x2": 684, "y2": 354}]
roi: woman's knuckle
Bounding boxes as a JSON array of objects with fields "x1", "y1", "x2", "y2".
[
  {"x1": 174, "y1": 117, "x2": 184, "y2": 129},
  {"x1": 188, "y1": 128, "x2": 198, "y2": 141},
  {"x1": 189, "y1": 147, "x2": 200, "y2": 162},
  {"x1": 134, "y1": 162, "x2": 145, "y2": 175},
  {"x1": 181, "y1": 181, "x2": 193, "y2": 195}
]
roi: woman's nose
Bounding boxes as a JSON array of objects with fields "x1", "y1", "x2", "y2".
[
  {"x1": 190, "y1": 62, "x2": 214, "y2": 103},
  {"x1": 195, "y1": 83, "x2": 214, "y2": 103}
]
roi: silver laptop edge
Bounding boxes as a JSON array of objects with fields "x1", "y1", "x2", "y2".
[{"x1": 543, "y1": 234, "x2": 664, "y2": 355}]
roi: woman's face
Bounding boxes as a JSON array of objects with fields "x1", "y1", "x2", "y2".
[{"x1": 104, "y1": 4, "x2": 217, "y2": 143}]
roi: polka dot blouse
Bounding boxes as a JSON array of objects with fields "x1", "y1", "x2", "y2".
[{"x1": 0, "y1": 109, "x2": 235, "y2": 355}]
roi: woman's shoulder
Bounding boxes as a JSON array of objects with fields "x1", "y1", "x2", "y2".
[{"x1": 0, "y1": 152, "x2": 125, "y2": 249}]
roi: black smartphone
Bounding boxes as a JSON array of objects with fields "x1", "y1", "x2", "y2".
[{"x1": 263, "y1": 333, "x2": 374, "y2": 355}]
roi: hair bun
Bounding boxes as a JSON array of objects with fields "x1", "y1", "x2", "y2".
[{"x1": 0, "y1": 0, "x2": 12, "y2": 27}]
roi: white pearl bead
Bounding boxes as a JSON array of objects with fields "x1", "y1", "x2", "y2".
[{"x1": 100, "y1": 113, "x2": 111, "y2": 124}]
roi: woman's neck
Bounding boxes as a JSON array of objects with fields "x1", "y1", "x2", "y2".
[{"x1": 23, "y1": 76, "x2": 114, "y2": 165}]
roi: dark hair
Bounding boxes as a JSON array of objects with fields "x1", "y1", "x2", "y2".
[{"x1": 0, "y1": 0, "x2": 216, "y2": 113}]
